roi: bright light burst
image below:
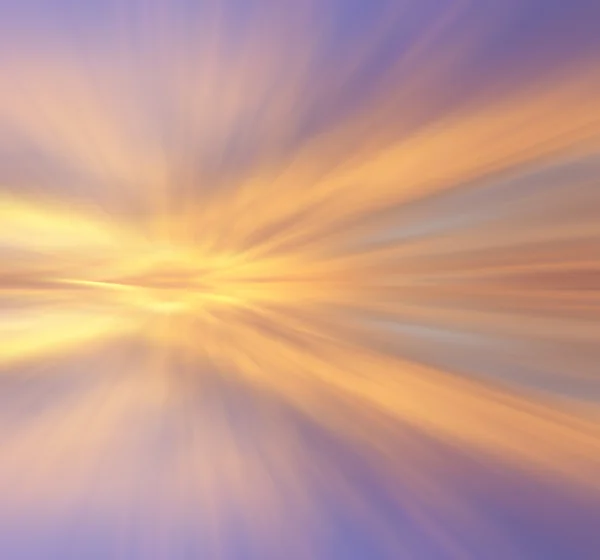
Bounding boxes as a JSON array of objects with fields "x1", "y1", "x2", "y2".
[{"x1": 0, "y1": 0, "x2": 599, "y2": 558}]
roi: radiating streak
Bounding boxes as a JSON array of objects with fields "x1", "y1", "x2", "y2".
[{"x1": 0, "y1": 1, "x2": 599, "y2": 557}]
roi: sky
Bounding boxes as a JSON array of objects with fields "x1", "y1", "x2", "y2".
[{"x1": 0, "y1": 1, "x2": 599, "y2": 558}]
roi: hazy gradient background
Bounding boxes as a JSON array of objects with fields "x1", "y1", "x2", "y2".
[{"x1": 0, "y1": 0, "x2": 599, "y2": 558}]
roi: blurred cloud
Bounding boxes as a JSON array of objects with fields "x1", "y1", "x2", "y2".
[{"x1": 0, "y1": 1, "x2": 599, "y2": 558}]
